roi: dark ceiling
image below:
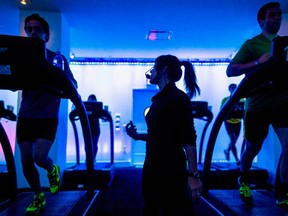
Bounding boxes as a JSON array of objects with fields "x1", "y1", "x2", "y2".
[{"x1": 2, "y1": 0, "x2": 288, "y2": 58}]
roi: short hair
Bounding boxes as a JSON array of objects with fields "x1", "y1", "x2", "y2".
[
  {"x1": 228, "y1": 83, "x2": 237, "y2": 91},
  {"x1": 257, "y1": 2, "x2": 281, "y2": 22},
  {"x1": 88, "y1": 94, "x2": 97, "y2": 101},
  {"x1": 24, "y1": 13, "x2": 50, "y2": 42}
]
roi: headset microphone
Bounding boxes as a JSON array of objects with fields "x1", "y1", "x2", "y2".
[
  {"x1": 145, "y1": 67, "x2": 153, "y2": 79},
  {"x1": 145, "y1": 73, "x2": 151, "y2": 79}
]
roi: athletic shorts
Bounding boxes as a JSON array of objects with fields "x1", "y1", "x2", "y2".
[
  {"x1": 244, "y1": 103, "x2": 288, "y2": 143},
  {"x1": 16, "y1": 117, "x2": 58, "y2": 142},
  {"x1": 224, "y1": 121, "x2": 241, "y2": 137}
]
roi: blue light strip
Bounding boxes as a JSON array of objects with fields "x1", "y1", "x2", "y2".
[{"x1": 70, "y1": 57, "x2": 231, "y2": 66}]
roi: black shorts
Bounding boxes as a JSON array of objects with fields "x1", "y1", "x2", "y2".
[
  {"x1": 224, "y1": 121, "x2": 241, "y2": 137},
  {"x1": 16, "y1": 117, "x2": 58, "y2": 142},
  {"x1": 244, "y1": 103, "x2": 288, "y2": 143}
]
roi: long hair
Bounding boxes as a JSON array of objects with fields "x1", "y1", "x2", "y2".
[
  {"x1": 182, "y1": 61, "x2": 200, "y2": 98},
  {"x1": 155, "y1": 55, "x2": 200, "y2": 99}
]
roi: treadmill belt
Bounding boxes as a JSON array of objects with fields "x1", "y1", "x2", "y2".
[
  {"x1": 0, "y1": 191, "x2": 96, "y2": 215},
  {"x1": 209, "y1": 189, "x2": 287, "y2": 215},
  {"x1": 211, "y1": 162, "x2": 239, "y2": 170}
]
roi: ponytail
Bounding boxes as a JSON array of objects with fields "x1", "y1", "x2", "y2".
[
  {"x1": 155, "y1": 55, "x2": 201, "y2": 99},
  {"x1": 182, "y1": 61, "x2": 200, "y2": 99}
]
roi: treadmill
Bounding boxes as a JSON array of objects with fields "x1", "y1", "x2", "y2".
[
  {"x1": 0, "y1": 34, "x2": 98, "y2": 215},
  {"x1": 200, "y1": 36, "x2": 288, "y2": 215},
  {"x1": 63, "y1": 101, "x2": 115, "y2": 190}
]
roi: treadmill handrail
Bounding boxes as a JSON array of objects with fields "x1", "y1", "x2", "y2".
[
  {"x1": 0, "y1": 118, "x2": 17, "y2": 200},
  {"x1": 197, "y1": 109, "x2": 213, "y2": 164},
  {"x1": 202, "y1": 59, "x2": 288, "y2": 196},
  {"x1": 69, "y1": 106, "x2": 114, "y2": 164},
  {"x1": 191, "y1": 101, "x2": 213, "y2": 164}
]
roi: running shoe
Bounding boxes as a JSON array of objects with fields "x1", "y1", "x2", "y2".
[
  {"x1": 276, "y1": 193, "x2": 288, "y2": 211},
  {"x1": 47, "y1": 164, "x2": 61, "y2": 194},
  {"x1": 238, "y1": 177, "x2": 253, "y2": 204},
  {"x1": 25, "y1": 192, "x2": 46, "y2": 215}
]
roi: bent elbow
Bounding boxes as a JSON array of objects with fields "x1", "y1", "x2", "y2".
[
  {"x1": 226, "y1": 69, "x2": 233, "y2": 77},
  {"x1": 226, "y1": 64, "x2": 241, "y2": 77}
]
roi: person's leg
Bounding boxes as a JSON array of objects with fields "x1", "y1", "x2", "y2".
[
  {"x1": 274, "y1": 127, "x2": 288, "y2": 209},
  {"x1": 91, "y1": 129, "x2": 100, "y2": 162},
  {"x1": 224, "y1": 122, "x2": 231, "y2": 161},
  {"x1": 230, "y1": 123, "x2": 241, "y2": 162},
  {"x1": 33, "y1": 138, "x2": 54, "y2": 172},
  {"x1": 142, "y1": 164, "x2": 160, "y2": 216},
  {"x1": 230, "y1": 133, "x2": 239, "y2": 161},
  {"x1": 31, "y1": 118, "x2": 61, "y2": 194},
  {"x1": 241, "y1": 111, "x2": 269, "y2": 180},
  {"x1": 87, "y1": 117, "x2": 100, "y2": 162},
  {"x1": 270, "y1": 103, "x2": 288, "y2": 208},
  {"x1": 18, "y1": 141, "x2": 42, "y2": 194},
  {"x1": 34, "y1": 138, "x2": 60, "y2": 194},
  {"x1": 240, "y1": 139, "x2": 263, "y2": 180},
  {"x1": 16, "y1": 118, "x2": 47, "y2": 214},
  {"x1": 274, "y1": 128, "x2": 288, "y2": 185},
  {"x1": 239, "y1": 111, "x2": 269, "y2": 204},
  {"x1": 238, "y1": 139, "x2": 263, "y2": 204}
]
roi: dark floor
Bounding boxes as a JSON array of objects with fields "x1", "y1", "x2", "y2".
[
  {"x1": 86, "y1": 166, "x2": 144, "y2": 216},
  {"x1": 83, "y1": 166, "x2": 226, "y2": 216},
  {"x1": 85, "y1": 166, "x2": 288, "y2": 216}
]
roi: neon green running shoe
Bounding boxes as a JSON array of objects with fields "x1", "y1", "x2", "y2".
[
  {"x1": 238, "y1": 177, "x2": 253, "y2": 204},
  {"x1": 47, "y1": 164, "x2": 61, "y2": 194},
  {"x1": 25, "y1": 192, "x2": 46, "y2": 215},
  {"x1": 276, "y1": 193, "x2": 288, "y2": 211}
]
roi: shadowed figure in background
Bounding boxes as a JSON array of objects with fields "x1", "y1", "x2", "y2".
[
  {"x1": 70, "y1": 93, "x2": 101, "y2": 163},
  {"x1": 87, "y1": 94, "x2": 101, "y2": 163},
  {"x1": 221, "y1": 83, "x2": 244, "y2": 166}
]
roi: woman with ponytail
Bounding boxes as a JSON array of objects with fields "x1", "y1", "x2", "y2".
[{"x1": 126, "y1": 55, "x2": 203, "y2": 215}]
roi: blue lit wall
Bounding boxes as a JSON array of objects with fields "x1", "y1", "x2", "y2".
[{"x1": 66, "y1": 61, "x2": 244, "y2": 165}]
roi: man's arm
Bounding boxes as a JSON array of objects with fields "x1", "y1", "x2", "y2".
[{"x1": 226, "y1": 53, "x2": 270, "y2": 77}]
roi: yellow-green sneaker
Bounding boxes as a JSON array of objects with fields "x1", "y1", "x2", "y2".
[
  {"x1": 47, "y1": 164, "x2": 61, "y2": 194},
  {"x1": 276, "y1": 193, "x2": 288, "y2": 211},
  {"x1": 238, "y1": 177, "x2": 253, "y2": 204},
  {"x1": 25, "y1": 192, "x2": 46, "y2": 215}
]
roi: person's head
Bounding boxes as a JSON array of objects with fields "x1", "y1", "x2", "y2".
[
  {"x1": 24, "y1": 14, "x2": 50, "y2": 42},
  {"x1": 257, "y1": 2, "x2": 282, "y2": 34},
  {"x1": 149, "y1": 54, "x2": 200, "y2": 98},
  {"x1": 228, "y1": 83, "x2": 237, "y2": 94},
  {"x1": 88, "y1": 94, "x2": 97, "y2": 102}
]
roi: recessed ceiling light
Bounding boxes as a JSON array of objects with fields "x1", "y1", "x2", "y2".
[
  {"x1": 146, "y1": 30, "x2": 172, "y2": 41},
  {"x1": 20, "y1": 0, "x2": 32, "y2": 5}
]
